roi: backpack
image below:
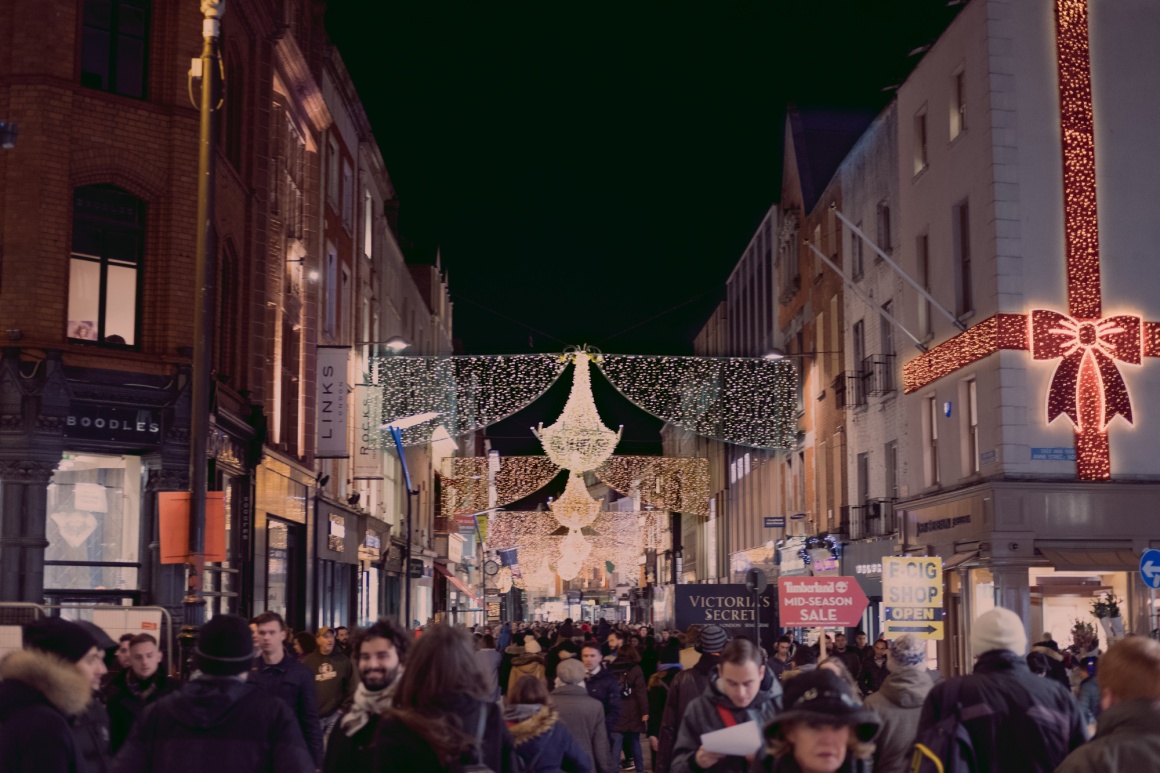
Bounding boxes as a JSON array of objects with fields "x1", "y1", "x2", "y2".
[{"x1": 910, "y1": 678, "x2": 977, "y2": 773}]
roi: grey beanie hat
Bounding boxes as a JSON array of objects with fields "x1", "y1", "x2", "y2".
[{"x1": 698, "y1": 624, "x2": 730, "y2": 654}]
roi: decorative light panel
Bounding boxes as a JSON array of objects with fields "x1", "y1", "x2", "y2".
[{"x1": 594, "y1": 456, "x2": 711, "y2": 516}]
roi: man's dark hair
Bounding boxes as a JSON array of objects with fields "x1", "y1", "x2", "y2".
[
  {"x1": 353, "y1": 618, "x2": 411, "y2": 663},
  {"x1": 129, "y1": 633, "x2": 157, "y2": 648},
  {"x1": 119, "y1": 633, "x2": 136, "y2": 644},
  {"x1": 777, "y1": 635, "x2": 792, "y2": 645},
  {"x1": 1026, "y1": 650, "x2": 1049, "y2": 675},
  {"x1": 721, "y1": 638, "x2": 764, "y2": 668},
  {"x1": 481, "y1": 634, "x2": 496, "y2": 648},
  {"x1": 793, "y1": 646, "x2": 818, "y2": 667},
  {"x1": 252, "y1": 611, "x2": 285, "y2": 630},
  {"x1": 336, "y1": 626, "x2": 349, "y2": 634}
]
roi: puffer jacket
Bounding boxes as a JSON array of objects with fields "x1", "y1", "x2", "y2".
[
  {"x1": 656, "y1": 652, "x2": 720, "y2": 773},
  {"x1": 1056, "y1": 698, "x2": 1160, "y2": 773},
  {"x1": 504, "y1": 703, "x2": 592, "y2": 773},
  {"x1": 0, "y1": 648, "x2": 92, "y2": 773},
  {"x1": 670, "y1": 666, "x2": 783, "y2": 773},
  {"x1": 508, "y1": 652, "x2": 547, "y2": 697},
  {"x1": 863, "y1": 664, "x2": 933, "y2": 773},
  {"x1": 608, "y1": 659, "x2": 648, "y2": 733}
]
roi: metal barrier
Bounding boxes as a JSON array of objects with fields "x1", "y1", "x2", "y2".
[{"x1": 0, "y1": 602, "x2": 175, "y2": 671}]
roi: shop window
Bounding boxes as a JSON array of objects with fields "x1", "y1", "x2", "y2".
[
  {"x1": 266, "y1": 518, "x2": 304, "y2": 631},
  {"x1": 68, "y1": 185, "x2": 143, "y2": 346},
  {"x1": 80, "y1": 0, "x2": 150, "y2": 99},
  {"x1": 45, "y1": 454, "x2": 142, "y2": 593},
  {"x1": 203, "y1": 473, "x2": 242, "y2": 617}
]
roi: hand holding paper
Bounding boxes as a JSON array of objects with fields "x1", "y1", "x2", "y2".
[{"x1": 700, "y1": 719, "x2": 763, "y2": 756}]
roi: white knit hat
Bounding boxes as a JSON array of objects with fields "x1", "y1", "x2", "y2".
[{"x1": 970, "y1": 607, "x2": 1028, "y2": 656}]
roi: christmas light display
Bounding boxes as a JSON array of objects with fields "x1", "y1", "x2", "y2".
[
  {"x1": 901, "y1": 0, "x2": 1160, "y2": 480},
  {"x1": 440, "y1": 456, "x2": 563, "y2": 516},
  {"x1": 596, "y1": 354, "x2": 797, "y2": 449},
  {"x1": 548, "y1": 473, "x2": 604, "y2": 530},
  {"x1": 555, "y1": 529, "x2": 593, "y2": 581},
  {"x1": 534, "y1": 351, "x2": 623, "y2": 472},
  {"x1": 594, "y1": 456, "x2": 711, "y2": 515}
]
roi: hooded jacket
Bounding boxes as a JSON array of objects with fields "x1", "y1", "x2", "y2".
[
  {"x1": 504, "y1": 703, "x2": 592, "y2": 773},
  {"x1": 373, "y1": 692, "x2": 519, "y2": 772},
  {"x1": 863, "y1": 664, "x2": 933, "y2": 773},
  {"x1": 1056, "y1": 698, "x2": 1160, "y2": 773},
  {"x1": 670, "y1": 665, "x2": 783, "y2": 773},
  {"x1": 1029, "y1": 642, "x2": 1071, "y2": 691},
  {"x1": 0, "y1": 649, "x2": 91, "y2": 773},
  {"x1": 508, "y1": 651, "x2": 547, "y2": 696},
  {"x1": 109, "y1": 676, "x2": 314, "y2": 773},
  {"x1": 656, "y1": 652, "x2": 720, "y2": 773}
]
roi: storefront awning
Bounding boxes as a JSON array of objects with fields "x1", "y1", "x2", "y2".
[
  {"x1": 435, "y1": 563, "x2": 481, "y2": 604},
  {"x1": 942, "y1": 551, "x2": 980, "y2": 571},
  {"x1": 1037, "y1": 548, "x2": 1139, "y2": 572}
]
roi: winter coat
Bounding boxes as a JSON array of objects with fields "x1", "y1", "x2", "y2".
[
  {"x1": 917, "y1": 649, "x2": 1086, "y2": 773},
  {"x1": 656, "y1": 652, "x2": 721, "y2": 773},
  {"x1": 553, "y1": 683, "x2": 613, "y2": 773},
  {"x1": 110, "y1": 675, "x2": 314, "y2": 773},
  {"x1": 104, "y1": 667, "x2": 180, "y2": 753},
  {"x1": 301, "y1": 649, "x2": 356, "y2": 717},
  {"x1": 73, "y1": 692, "x2": 112, "y2": 773},
  {"x1": 1077, "y1": 675, "x2": 1101, "y2": 726},
  {"x1": 508, "y1": 652, "x2": 547, "y2": 697},
  {"x1": 546, "y1": 639, "x2": 581, "y2": 685},
  {"x1": 608, "y1": 659, "x2": 648, "y2": 733},
  {"x1": 863, "y1": 664, "x2": 933, "y2": 773},
  {"x1": 670, "y1": 666, "x2": 783, "y2": 773},
  {"x1": 831, "y1": 648, "x2": 864, "y2": 679},
  {"x1": 766, "y1": 656, "x2": 791, "y2": 681},
  {"x1": 647, "y1": 666, "x2": 679, "y2": 739},
  {"x1": 249, "y1": 652, "x2": 324, "y2": 766},
  {"x1": 1030, "y1": 643, "x2": 1071, "y2": 691},
  {"x1": 0, "y1": 648, "x2": 91, "y2": 773},
  {"x1": 499, "y1": 644, "x2": 524, "y2": 694},
  {"x1": 584, "y1": 665, "x2": 622, "y2": 737},
  {"x1": 475, "y1": 647, "x2": 503, "y2": 702},
  {"x1": 505, "y1": 703, "x2": 592, "y2": 773},
  {"x1": 1056, "y1": 698, "x2": 1160, "y2": 773},
  {"x1": 858, "y1": 655, "x2": 889, "y2": 695},
  {"x1": 372, "y1": 693, "x2": 519, "y2": 772}
]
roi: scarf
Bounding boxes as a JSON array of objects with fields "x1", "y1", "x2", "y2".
[
  {"x1": 126, "y1": 671, "x2": 162, "y2": 701},
  {"x1": 341, "y1": 680, "x2": 397, "y2": 736}
]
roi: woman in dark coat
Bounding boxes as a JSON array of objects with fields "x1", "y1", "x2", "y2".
[
  {"x1": 609, "y1": 643, "x2": 649, "y2": 773},
  {"x1": 505, "y1": 675, "x2": 591, "y2": 773},
  {"x1": 374, "y1": 626, "x2": 519, "y2": 772}
]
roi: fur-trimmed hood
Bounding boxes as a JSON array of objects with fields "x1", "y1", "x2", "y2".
[
  {"x1": 0, "y1": 649, "x2": 92, "y2": 716},
  {"x1": 503, "y1": 703, "x2": 558, "y2": 746},
  {"x1": 1031, "y1": 644, "x2": 1064, "y2": 662}
]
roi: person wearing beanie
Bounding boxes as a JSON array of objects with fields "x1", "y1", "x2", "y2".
[
  {"x1": 507, "y1": 634, "x2": 548, "y2": 701},
  {"x1": 655, "y1": 624, "x2": 731, "y2": 773},
  {"x1": 553, "y1": 657, "x2": 612, "y2": 772},
  {"x1": 110, "y1": 614, "x2": 313, "y2": 773},
  {"x1": 916, "y1": 606, "x2": 1085, "y2": 772},
  {"x1": 862, "y1": 635, "x2": 933, "y2": 773},
  {"x1": 0, "y1": 618, "x2": 99, "y2": 773}
]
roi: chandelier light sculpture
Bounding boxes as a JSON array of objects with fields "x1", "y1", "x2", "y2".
[
  {"x1": 548, "y1": 473, "x2": 604, "y2": 530},
  {"x1": 533, "y1": 351, "x2": 622, "y2": 473},
  {"x1": 555, "y1": 528, "x2": 592, "y2": 581}
]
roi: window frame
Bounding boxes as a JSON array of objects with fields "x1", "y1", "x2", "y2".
[
  {"x1": 917, "y1": 232, "x2": 932, "y2": 336},
  {"x1": 80, "y1": 0, "x2": 151, "y2": 99},
  {"x1": 953, "y1": 199, "x2": 972, "y2": 316},
  {"x1": 926, "y1": 396, "x2": 941, "y2": 487},
  {"x1": 914, "y1": 105, "x2": 929, "y2": 174},
  {"x1": 966, "y1": 378, "x2": 980, "y2": 474},
  {"x1": 876, "y1": 200, "x2": 892, "y2": 253},
  {"x1": 951, "y1": 68, "x2": 967, "y2": 139}
]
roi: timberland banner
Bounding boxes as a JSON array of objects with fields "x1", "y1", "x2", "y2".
[{"x1": 674, "y1": 584, "x2": 778, "y2": 649}]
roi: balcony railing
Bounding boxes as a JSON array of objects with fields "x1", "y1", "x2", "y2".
[
  {"x1": 834, "y1": 372, "x2": 866, "y2": 409},
  {"x1": 861, "y1": 354, "x2": 896, "y2": 396},
  {"x1": 845, "y1": 499, "x2": 898, "y2": 539}
]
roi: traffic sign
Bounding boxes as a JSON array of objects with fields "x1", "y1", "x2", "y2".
[
  {"x1": 764, "y1": 516, "x2": 786, "y2": 529},
  {"x1": 882, "y1": 557, "x2": 944, "y2": 640},
  {"x1": 1141, "y1": 549, "x2": 1160, "y2": 589},
  {"x1": 778, "y1": 576, "x2": 869, "y2": 628}
]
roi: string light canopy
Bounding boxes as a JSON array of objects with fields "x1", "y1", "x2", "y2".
[
  {"x1": 533, "y1": 350, "x2": 623, "y2": 472},
  {"x1": 594, "y1": 456, "x2": 711, "y2": 515},
  {"x1": 440, "y1": 456, "x2": 563, "y2": 517}
]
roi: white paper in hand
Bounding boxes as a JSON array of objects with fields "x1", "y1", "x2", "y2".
[{"x1": 700, "y1": 719, "x2": 763, "y2": 756}]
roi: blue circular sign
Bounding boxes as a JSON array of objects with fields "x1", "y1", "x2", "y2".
[{"x1": 1140, "y1": 549, "x2": 1160, "y2": 590}]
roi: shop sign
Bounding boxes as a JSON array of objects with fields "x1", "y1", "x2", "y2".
[
  {"x1": 328, "y1": 514, "x2": 346, "y2": 552},
  {"x1": 365, "y1": 531, "x2": 381, "y2": 550},
  {"x1": 316, "y1": 347, "x2": 349, "y2": 458},
  {"x1": 65, "y1": 403, "x2": 161, "y2": 443},
  {"x1": 408, "y1": 558, "x2": 424, "y2": 578},
  {"x1": 882, "y1": 557, "x2": 944, "y2": 640},
  {"x1": 915, "y1": 514, "x2": 972, "y2": 536},
  {"x1": 779, "y1": 539, "x2": 808, "y2": 576},
  {"x1": 778, "y1": 577, "x2": 868, "y2": 628},
  {"x1": 353, "y1": 384, "x2": 383, "y2": 479},
  {"x1": 674, "y1": 584, "x2": 777, "y2": 648},
  {"x1": 455, "y1": 514, "x2": 476, "y2": 535},
  {"x1": 809, "y1": 549, "x2": 840, "y2": 577},
  {"x1": 764, "y1": 515, "x2": 786, "y2": 529},
  {"x1": 1031, "y1": 447, "x2": 1076, "y2": 461}
]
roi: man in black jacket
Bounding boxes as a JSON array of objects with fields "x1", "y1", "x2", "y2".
[
  {"x1": 248, "y1": 611, "x2": 324, "y2": 766},
  {"x1": 111, "y1": 614, "x2": 313, "y2": 773},
  {"x1": 655, "y1": 624, "x2": 730, "y2": 773},
  {"x1": 105, "y1": 633, "x2": 179, "y2": 753},
  {"x1": 583, "y1": 641, "x2": 621, "y2": 762},
  {"x1": 918, "y1": 607, "x2": 1086, "y2": 773}
]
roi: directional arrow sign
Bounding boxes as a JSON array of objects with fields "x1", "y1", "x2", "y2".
[
  {"x1": 885, "y1": 624, "x2": 939, "y2": 635},
  {"x1": 1140, "y1": 549, "x2": 1160, "y2": 590},
  {"x1": 883, "y1": 557, "x2": 945, "y2": 640},
  {"x1": 778, "y1": 576, "x2": 869, "y2": 628}
]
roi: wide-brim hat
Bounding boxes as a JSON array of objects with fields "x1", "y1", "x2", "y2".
[{"x1": 765, "y1": 670, "x2": 881, "y2": 743}]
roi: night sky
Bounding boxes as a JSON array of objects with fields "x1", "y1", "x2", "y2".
[{"x1": 326, "y1": 0, "x2": 960, "y2": 463}]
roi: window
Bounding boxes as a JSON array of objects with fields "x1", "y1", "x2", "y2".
[
  {"x1": 954, "y1": 200, "x2": 972, "y2": 315},
  {"x1": 852, "y1": 221, "x2": 864, "y2": 280},
  {"x1": 326, "y1": 135, "x2": 340, "y2": 207},
  {"x1": 853, "y1": 320, "x2": 865, "y2": 373},
  {"x1": 341, "y1": 266, "x2": 352, "y2": 344},
  {"x1": 914, "y1": 107, "x2": 928, "y2": 173},
  {"x1": 925, "y1": 396, "x2": 940, "y2": 487},
  {"x1": 68, "y1": 185, "x2": 143, "y2": 346},
  {"x1": 885, "y1": 440, "x2": 899, "y2": 500},
  {"x1": 917, "y1": 233, "x2": 932, "y2": 336},
  {"x1": 730, "y1": 460, "x2": 738, "y2": 484},
  {"x1": 856, "y1": 452, "x2": 869, "y2": 505},
  {"x1": 877, "y1": 200, "x2": 892, "y2": 253},
  {"x1": 880, "y1": 300, "x2": 895, "y2": 357},
  {"x1": 324, "y1": 244, "x2": 338, "y2": 338},
  {"x1": 813, "y1": 223, "x2": 823, "y2": 280},
  {"x1": 951, "y1": 68, "x2": 967, "y2": 138},
  {"x1": 221, "y1": 45, "x2": 244, "y2": 169},
  {"x1": 967, "y1": 378, "x2": 980, "y2": 474},
  {"x1": 81, "y1": 0, "x2": 150, "y2": 98},
  {"x1": 341, "y1": 159, "x2": 354, "y2": 230},
  {"x1": 363, "y1": 189, "x2": 374, "y2": 259}
]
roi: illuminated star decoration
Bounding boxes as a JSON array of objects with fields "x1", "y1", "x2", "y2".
[{"x1": 902, "y1": 0, "x2": 1160, "y2": 480}]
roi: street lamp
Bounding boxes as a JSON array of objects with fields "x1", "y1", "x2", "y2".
[{"x1": 383, "y1": 336, "x2": 411, "y2": 353}]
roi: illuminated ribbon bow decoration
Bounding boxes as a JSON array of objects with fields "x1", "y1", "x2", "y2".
[{"x1": 1030, "y1": 309, "x2": 1141, "y2": 430}]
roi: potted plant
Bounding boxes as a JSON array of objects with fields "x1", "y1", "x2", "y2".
[
  {"x1": 1091, "y1": 593, "x2": 1125, "y2": 644},
  {"x1": 1069, "y1": 618, "x2": 1098, "y2": 658}
]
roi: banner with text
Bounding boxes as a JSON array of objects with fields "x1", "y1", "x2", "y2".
[
  {"x1": 353, "y1": 383, "x2": 383, "y2": 479},
  {"x1": 316, "y1": 347, "x2": 350, "y2": 458},
  {"x1": 674, "y1": 584, "x2": 778, "y2": 650}
]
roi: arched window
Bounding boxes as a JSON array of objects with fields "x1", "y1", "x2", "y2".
[{"x1": 68, "y1": 185, "x2": 144, "y2": 346}]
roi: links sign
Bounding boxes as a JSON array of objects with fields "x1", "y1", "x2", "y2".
[
  {"x1": 882, "y1": 557, "x2": 944, "y2": 640},
  {"x1": 777, "y1": 576, "x2": 868, "y2": 628}
]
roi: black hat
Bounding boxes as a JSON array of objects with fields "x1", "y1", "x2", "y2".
[
  {"x1": 766, "y1": 670, "x2": 881, "y2": 743},
  {"x1": 195, "y1": 614, "x2": 256, "y2": 676},
  {"x1": 23, "y1": 618, "x2": 98, "y2": 663}
]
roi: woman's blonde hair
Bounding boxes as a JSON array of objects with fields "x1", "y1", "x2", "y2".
[{"x1": 766, "y1": 720, "x2": 875, "y2": 762}]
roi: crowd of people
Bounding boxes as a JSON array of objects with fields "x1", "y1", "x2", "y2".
[{"x1": 1, "y1": 606, "x2": 1158, "y2": 772}]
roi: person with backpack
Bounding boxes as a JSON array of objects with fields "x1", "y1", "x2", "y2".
[
  {"x1": 608, "y1": 643, "x2": 648, "y2": 773},
  {"x1": 862, "y1": 634, "x2": 933, "y2": 773},
  {"x1": 913, "y1": 607, "x2": 1086, "y2": 773},
  {"x1": 504, "y1": 675, "x2": 592, "y2": 773},
  {"x1": 655, "y1": 624, "x2": 730, "y2": 773}
]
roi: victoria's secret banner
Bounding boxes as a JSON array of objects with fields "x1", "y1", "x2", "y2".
[{"x1": 674, "y1": 584, "x2": 778, "y2": 650}]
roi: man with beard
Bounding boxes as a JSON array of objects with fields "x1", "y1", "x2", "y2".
[
  {"x1": 105, "y1": 633, "x2": 179, "y2": 753},
  {"x1": 323, "y1": 619, "x2": 410, "y2": 772}
]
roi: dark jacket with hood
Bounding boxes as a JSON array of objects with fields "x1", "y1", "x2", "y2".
[
  {"x1": 862, "y1": 664, "x2": 933, "y2": 773},
  {"x1": 499, "y1": 643, "x2": 524, "y2": 694},
  {"x1": 0, "y1": 648, "x2": 92, "y2": 773},
  {"x1": 507, "y1": 651, "x2": 547, "y2": 696},
  {"x1": 608, "y1": 658, "x2": 648, "y2": 733},
  {"x1": 584, "y1": 664, "x2": 622, "y2": 737},
  {"x1": 656, "y1": 652, "x2": 721, "y2": 773},
  {"x1": 1056, "y1": 697, "x2": 1160, "y2": 773},
  {"x1": 104, "y1": 667, "x2": 180, "y2": 753},
  {"x1": 670, "y1": 665, "x2": 783, "y2": 773},
  {"x1": 109, "y1": 675, "x2": 314, "y2": 773},
  {"x1": 372, "y1": 693, "x2": 519, "y2": 772},
  {"x1": 1030, "y1": 640, "x2": 1071, "y2": 691},
  {"x1": 505, "y1": 703, "x2": 592, "y2": 773},
  {"x1": 918, "y1": 649, "x2": 1086, "y2": 773}
]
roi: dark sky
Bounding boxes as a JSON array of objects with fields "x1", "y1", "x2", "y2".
[{"x1": 326, "y1": 0, "x2": 960, "y2": 466}]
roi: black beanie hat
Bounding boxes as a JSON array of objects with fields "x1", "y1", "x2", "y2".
[
  {"x1": 23, "y1": 618, "x2": 98, "y2": 663},
  {"x1": 195, "y1": 614, "x2": 256, "y2": 676}
]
